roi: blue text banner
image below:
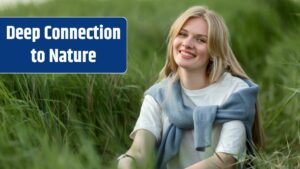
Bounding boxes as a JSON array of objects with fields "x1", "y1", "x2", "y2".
[{"x1": 0, "y1": 17, "x2": 127, "y2": 73}]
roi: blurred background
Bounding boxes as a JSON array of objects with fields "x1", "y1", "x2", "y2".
[{"x1": 0, "y1": 0, "x2": 299, "y2": 168}]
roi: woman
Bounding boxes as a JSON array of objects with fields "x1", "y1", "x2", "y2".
[{"x1": 118, "y1": 6, "x2": 264, "y2": 169}]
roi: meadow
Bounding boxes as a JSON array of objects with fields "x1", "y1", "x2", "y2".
[{"x1": 0, "y1": 0, "x2": 299, "y2": 168}]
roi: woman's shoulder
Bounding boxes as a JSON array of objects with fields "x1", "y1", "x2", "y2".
[
  {"x1": 220, "y1": 72, "x2": 249, "y2": 88},
  {"x1": 145, "y1": 78, "x2": 168, "y2": 93},
  {"x1": 215, "y1": 72, "x2": 252, "y2": 95},
  {"x1": 144, "y1": 75, "x2": 176, "y2": 95}
]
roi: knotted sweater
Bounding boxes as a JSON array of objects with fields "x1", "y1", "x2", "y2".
[{"x1": 144, "y1": 76, "x2": 258, "y2": 169}]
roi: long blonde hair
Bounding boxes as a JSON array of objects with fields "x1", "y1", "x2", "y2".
[{"x1": 159, "y1": 6, "x2": 265, "y2": 149}]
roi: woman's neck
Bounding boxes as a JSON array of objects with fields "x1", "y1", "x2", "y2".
[{"x1": 178, "y1": 69, "x2": 209, "y2": 90}]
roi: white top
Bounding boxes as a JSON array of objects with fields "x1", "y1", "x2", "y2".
[{"x1": 130, "y1": 72, "x2": 249, "y2": 169}]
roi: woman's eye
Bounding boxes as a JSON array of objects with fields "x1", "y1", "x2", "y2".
[
  {"x1": 178, "y1": 32, "x2": 187, "y2": 37},
  {"x1": 196, "y1": 38, "x2": 206, "y2": 43}
]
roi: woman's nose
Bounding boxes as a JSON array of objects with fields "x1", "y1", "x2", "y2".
[{"x1": 182, "y1": 37, "x2": 194, "y2": 48}]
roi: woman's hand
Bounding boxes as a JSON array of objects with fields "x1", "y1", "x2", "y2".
[{"x1": 185, "y1": 152, "x2": 236, "y2": 169}]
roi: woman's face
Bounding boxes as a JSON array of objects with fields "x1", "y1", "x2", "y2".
[{"x1": 173, "y1": 17, "x2": 209, "y2": 73}]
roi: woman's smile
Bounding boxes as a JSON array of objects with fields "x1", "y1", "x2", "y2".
[{"x1": 179, "y1": 49, "x2": 196, "y2": 59}]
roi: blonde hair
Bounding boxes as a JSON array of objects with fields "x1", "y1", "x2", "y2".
[
  {"x1": 160, "y1": 6, "x2": 248, "y2": 82},
  {"x1": 159, "y1": 6, "x2": 265, "y2": 149}
]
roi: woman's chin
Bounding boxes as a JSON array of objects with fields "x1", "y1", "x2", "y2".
[{"x1": 177, "y1": 64, "x2": 194, "y2": 70}]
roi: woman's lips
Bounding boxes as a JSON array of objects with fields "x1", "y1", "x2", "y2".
[{"x1": 179, "y1": 50, "x2": 195, "y2": 59}]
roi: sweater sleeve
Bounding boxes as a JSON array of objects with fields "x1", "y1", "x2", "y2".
[{"x1": 129, "y1": 95, "x2": 163, "y2": 142}]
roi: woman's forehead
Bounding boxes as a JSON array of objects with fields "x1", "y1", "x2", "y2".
[{"x1": 180, "y1": 17, "x2": 208, "y2": 36}]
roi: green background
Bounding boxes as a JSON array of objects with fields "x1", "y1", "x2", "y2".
[{"x1": 0, "y1": 0, "x2": 299, "y2": 168}]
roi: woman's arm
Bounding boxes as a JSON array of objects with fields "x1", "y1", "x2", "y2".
[
  {"x1": 185, "y1": 152, "x2": 236, "y2": 169},
  {"x1": 118, "y1": 95, "x2": 162, "y2": 169},
  {"x1": 118, "y1": 129, "x2": 156, "y2": 169},
  {"x1": 186, "y1": 120, "x2": 246, "y2": 169}
]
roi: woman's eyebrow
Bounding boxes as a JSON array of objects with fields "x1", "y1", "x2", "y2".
[
  {"x1": 181, "y1": 28, "x2": 207, "y2": 38},
  {"x1": 195, "y1": 34, "x2": 208, "y2": 38},
  {"x1": 179, "y1": 29, "x2": 188, "y2": 33}
]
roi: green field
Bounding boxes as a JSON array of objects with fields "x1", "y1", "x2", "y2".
[{"x1": 0, "y1": 0, "x2": 299, "y2": 168}]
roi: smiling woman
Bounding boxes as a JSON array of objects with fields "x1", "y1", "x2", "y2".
[{"x1": 118, "y1": 5, "x2": 264, "y2": 169}]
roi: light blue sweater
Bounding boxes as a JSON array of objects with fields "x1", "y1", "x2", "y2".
[{"x1": 144, "y1": 76, "x2": 259, "y2": 169}]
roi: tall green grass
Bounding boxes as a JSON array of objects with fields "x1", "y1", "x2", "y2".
[{"x1": 0, "y1": 0, "x2": 299, "y2": 168}]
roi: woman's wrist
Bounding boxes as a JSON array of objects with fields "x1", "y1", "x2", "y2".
[
  {"x1": 117, "y1": 154, "x2": 137, "y2": 169},
  {"x1": 117, "y1": 154, "x2": 136, "y2": 161}
]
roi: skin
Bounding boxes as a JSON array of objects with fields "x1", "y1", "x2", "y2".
[
  {"x1": 173, "y1": 17, "x2": 210, "y2": 90},
  {"x1": 118, "y1": 130, "x2": 156, "y2": 169},
  {"x1": 118, "y1": 17, "x2": 236, "y2": 169}
]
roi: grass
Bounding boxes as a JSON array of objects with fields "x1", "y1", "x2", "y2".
[{"x1": 0, "y1": 0, "x2": 299, "y2": 168}]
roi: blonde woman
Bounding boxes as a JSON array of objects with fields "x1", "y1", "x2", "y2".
[{"x1": 118, "y1": 6, "x2": 264, "y2": 169}]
